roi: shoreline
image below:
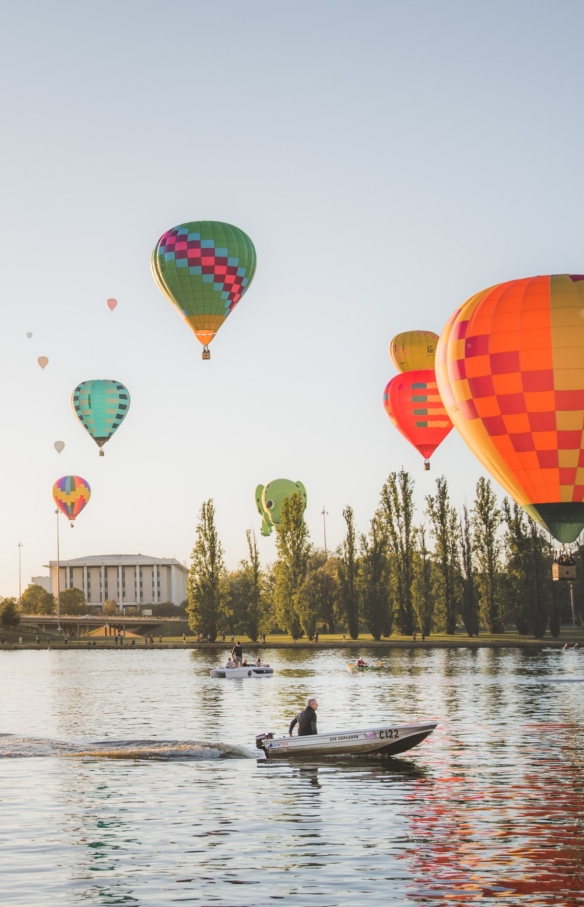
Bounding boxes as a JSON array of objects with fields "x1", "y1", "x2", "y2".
[{"x1": 1, "y1": 638, "x2": 582, "y2": 651}]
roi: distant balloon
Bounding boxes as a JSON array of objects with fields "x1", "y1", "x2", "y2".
[
  {"x1": 390, "y1": 331, "x2": 439, "y2": 372},
  {"x1": 38, "y1": 357, "x2": 49, "y2": 369},
  {"x1": 255, "y1": 479, "x2": 307, "y2": 536},
  {"x1": 26, "y1": 332, "x2": 32, "y2": 339},
  {"x1": 53, "y1": 475, "x2": 91, "y2": 527},
  {"x1": 151, "y1": 220, "x2": 257, "y2": 359},
  {"x1": 54, "y1": 441, "x2": 65, "y2": 454},
  {"x1": 383, "y1": 369, "x2": 453, "y2": 468},
  {"x1": 72, "y1": 379, "x2": 130, "y2": 455},
  {"x1": 107, "y1": 298, "x2": 117, "y2": 312}
]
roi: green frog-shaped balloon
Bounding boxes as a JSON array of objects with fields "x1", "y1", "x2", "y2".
[{"x1": 255, "y1": 479, "x2": 307, "y2": 536}]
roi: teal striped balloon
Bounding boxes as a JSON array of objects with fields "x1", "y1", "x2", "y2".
[{"x1": 72, "y1": 380, "x2": 130, "y2": 455}]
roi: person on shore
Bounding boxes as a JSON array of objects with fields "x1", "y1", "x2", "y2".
[
  {"x1": 231, "y1": 633, "x2": 235, "y2": 644},
  {"x1": 182, "y1": 633, "x2": 186, "y2": 644},
  {"x1": 289, "y1": 698, "x2": 318, "y2": 736},
  {"x1": 315, "y1": 630, "x2": 319, "y2": 643},
  {"x1": 221, "y1": 633, "x2": 225, "y2": 643},
  {"x1": 159, "y1": 635, "x2": 162, "y2": 644},
  {"x1": 232, "y1": 641, "x2": 243, "y2": 667}
]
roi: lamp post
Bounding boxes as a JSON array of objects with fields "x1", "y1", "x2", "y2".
[
  {"x1": 55, "y1": 509, "x2": 61, "y2": 634},
  {"x1": 17, "y1": 541, "x2": 23, "y2": 603},
  {"x1": 321, "y1": 506, "x2": 329, "y2": 557}
]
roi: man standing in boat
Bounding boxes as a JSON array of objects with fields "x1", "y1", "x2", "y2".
[
  {"x1": 232, "y1": 640, "x2": 243, "y2": 667},
  {"x1": 289, "y1": 698, "x2": 318, "y2": 736}
]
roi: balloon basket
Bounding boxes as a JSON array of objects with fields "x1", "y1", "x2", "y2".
[
  {"x1": 99, "y1": 450, "x2": 104, "y2": 457},
  {"x1": 424, "y1": 460, "x2": 430, "y2": 471},
  {"x1": 202, "y1": 346, "x2": 211, "y2": 360}
]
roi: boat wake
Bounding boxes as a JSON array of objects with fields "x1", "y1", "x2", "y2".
[{"x1": 0, "y1": 735, "x2": 255, "y2": 761}]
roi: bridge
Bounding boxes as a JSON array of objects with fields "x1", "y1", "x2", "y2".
[{"x1": 19, "y1": 614, "x2": 167, "y2": 638}]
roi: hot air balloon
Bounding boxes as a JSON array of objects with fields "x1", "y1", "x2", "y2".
[
  {"x1": 151, "y1": 221, "x2": 257, "y2": 359},
  {"x1": 436, "y1": 274, "x2": 584, "y2": 543},
  {"x1": 54, "y1": 441, "x2": 65, "y2": 454},
  {"x1": 53, "y1": 475, "x2": 91, "y2": 527},
  {"x1": 255, "y1": 479, "x2": 307, "y2": 536},
  {"x1": 384, "y1": 370, "x2": 453, "y2": 469},
  {"x1": 107, "y1": 298, "x2": 117, "y2": 311},
  {"x1": 72, "y1": 380, "x2": 130, "y2": 455},
  {"x1": 38, "y1": 357, "x2": 48, "y2": 369},
  {"x1": 26, "y1": 332, "x2": 32, "y2": 339},
  {"x1": 390, "y1": 330, "x2": 439, "y2": 372}
]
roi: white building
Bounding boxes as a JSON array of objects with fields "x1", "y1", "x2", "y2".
[
  {"x1": 30, "y1": 575, "x2": 52, "y2": 593},
  {"x1": 44, "y1": 554, "x2": 188, "y2": 610}
]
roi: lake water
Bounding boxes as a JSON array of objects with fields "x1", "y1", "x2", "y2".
[{"x1": 0, "y1": 646, "x2": 583, "y2": 906}]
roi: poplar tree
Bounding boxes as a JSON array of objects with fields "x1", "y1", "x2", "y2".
[
  {"x1": 273, "y1": 492, "x2": 312, "y2": 639},
  {"x1": 425, "y1": 476, "x2": 461, "y2": 634},
  {"x1": 358, "y1": 512, "x2": 390, "y2": 640},
  {"x1": 186, "y1": 499, "x2": 227, "y2": 640},
  {"x1": 379, "y1": 471, "x2": 416, "y2": 635},
  {"x1": 472, "y1": 478, "x2": 503, "y2": 633},
  {"x1": 460, "y1": 505, "x2": 479, "y2": 636},
  {"x1": 502, "y1": 499, "x2": 551, "y2": 638},
  {"x1": 235, "y1": 530, "x2": 267, "y2": 641},
  {"x1": 412, "y1": 525, "x2": 434, "y2": 635},
  {"x1": 337, "y1": 506, "x2": 360, "y2": 638}
]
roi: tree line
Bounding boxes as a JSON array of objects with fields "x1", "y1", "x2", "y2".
[{"x1": 186, "y1": 473, "x2": 580, "y2": 641}]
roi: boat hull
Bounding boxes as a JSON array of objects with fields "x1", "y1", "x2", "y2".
[
  {"x1": 210, "y1": 666, "x2": 273, "y2": 679},
  {"x1": 257, "y1": 722, "x2": 437, "y2": 758}
]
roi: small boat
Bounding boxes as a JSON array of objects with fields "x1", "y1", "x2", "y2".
[
  {"x1": 347, "y1": 662, "x2": 382, "y2": 672},
  {"x1": 210, "y1": 664, "x2": 274, "y2": 679},
  {"x1": 256, "y1": 721, "x2": 437, "y2": 758}
]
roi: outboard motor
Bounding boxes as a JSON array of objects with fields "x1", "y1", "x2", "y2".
[{"x1": 255, "y1": 732, "x2": 274, "y2": 750}]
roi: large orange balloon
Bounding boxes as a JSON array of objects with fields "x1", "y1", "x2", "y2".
[
  {"x1": 389, "y1": 330, "x2": 439, "y2": 372},
  {"x1": 384, "y1": 369, "x2": 453, "y2": 467},
  {"x1": 436, "y1": 274, "x2": 584, "y2": 543}
]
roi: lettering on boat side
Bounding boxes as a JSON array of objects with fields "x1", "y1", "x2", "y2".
[
  {"x1": 379, "y1": 729, "x2": 399, "y2": 739},
  {"x1": 328, "y1": 735, "x2": 359, "y2": 742}
]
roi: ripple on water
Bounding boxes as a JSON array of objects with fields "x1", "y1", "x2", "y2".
[{"x1": 0, "y1": 646, "x2": 582, "y2": 905}]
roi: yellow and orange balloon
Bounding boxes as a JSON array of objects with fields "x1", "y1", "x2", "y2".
[
  {"x1": 436, "y1": 274, "x2": 584, "y2": 543},
  {"x1": 389, "y1": 330, "x2": 439, "y2": 372}
]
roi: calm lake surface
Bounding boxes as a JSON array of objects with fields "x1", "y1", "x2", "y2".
[{"x1": 0, "y1": 646, "x2": 583, "y2": 906}]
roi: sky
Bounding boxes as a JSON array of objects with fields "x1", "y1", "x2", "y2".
[{"x1": 1, "y1": 0, "x2": 584, "y2": 595}]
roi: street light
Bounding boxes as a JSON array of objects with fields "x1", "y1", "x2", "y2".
[
  {"x1": 321, "y1": 506, "x2": 329, "y2": 557},
  {"x1": 55, "y1": 509, "x2": 61, "y2": 634},
  {"x1": 17, "y1": 541, "x2": 23, "y2": 603}
]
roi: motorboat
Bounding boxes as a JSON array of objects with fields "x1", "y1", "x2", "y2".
[
  {"x1": 210, "y1": 664, "x2": 273, "y2": 679},
  {"x1": 347, "y1": 662, "x2": 383, "y2": 672},
  {"x1": 256, "y1": 720, "x2": 437, "y2": 758}
]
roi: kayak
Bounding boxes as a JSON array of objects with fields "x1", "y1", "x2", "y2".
[
  {"x1": 347, "y1": 662, "x2": 383, "y2": 672},
  {"x1": 210, "y1": 665, "x2": 273, "y2": 679},
  {"x1": 256, "y1": 721, "x2": 437, "y2": 758}
]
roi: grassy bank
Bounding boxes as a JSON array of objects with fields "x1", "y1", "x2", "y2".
[{"x1": 2, "y1": 627, "x2": 583, "y2": 649}]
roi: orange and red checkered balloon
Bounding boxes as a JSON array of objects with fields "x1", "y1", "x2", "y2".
[
  {"x1": 436, "y1": 274, "x2": 584, "y2": 543},
  {"x1": 383, "y1": 369, "x2": 453, "y2": 465}
]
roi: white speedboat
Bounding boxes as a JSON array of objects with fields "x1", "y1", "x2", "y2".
[
  {"x1": 210, "y1": 665, "x2": 274, "y2": 679},
  {"x1": 256, "y1": 721, "x2": 437, "y2": 758}
]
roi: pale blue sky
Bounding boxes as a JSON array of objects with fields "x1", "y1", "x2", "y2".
[{"x1": 1, "y1": 1, "x2": 584, "y2": 595}]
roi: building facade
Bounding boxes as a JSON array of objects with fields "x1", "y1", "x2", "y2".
[{"x1": 44, "y1": 555, "x2": 188, "y2": 610}]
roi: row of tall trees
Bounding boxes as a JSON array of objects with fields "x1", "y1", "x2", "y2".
[{"x1": 185, "y1": 474, "x2": 578, "y2": 641}]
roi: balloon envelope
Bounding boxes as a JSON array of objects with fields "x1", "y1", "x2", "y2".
[
  {"x1": 436, "y1": 274, "x2": 584, "y2": 543},
  {"x1": 255, "y1": 479, "x2": 307, "y2": 536},
  {"x1": 107, "y1": 298, "x2": 117, "y2": 311},
  {"x1": 26, "y1": 332, "x2": 32, "y2": 339},
  {"x1": 53, "y1": 475, "x2": 91, "y2": 522},
  {"x1": 54, "y1": 441, "x2": 65, "y2": 454},
  {"x1": 390, "y1": 331, "x2": 439, "y2": 372},
  {"x1": 384, "y1": 369, "x2": 453, "y2": 462},
  {"x1": 72, "y1": 379, "x2": 130, "y2": 452},
  {"x1": 38, "y1": 357, "x2": 48, "y2": 369},
  {"x1": 151, "y1": 220, "x2": 257, "y2": 348}
]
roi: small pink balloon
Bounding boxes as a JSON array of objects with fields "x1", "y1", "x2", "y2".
[
  {"x1": 107, "y1": 298, "x2": 117, "y2": 312},
  {"x1": 38, "y1": 356, "x2": 49, "y2": 369}
]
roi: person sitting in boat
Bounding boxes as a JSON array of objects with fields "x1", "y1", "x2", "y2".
[
  {"x1": 288, "y1": 698, "x2": 318, "y2": 736},
  {"x1": 356, "y1": 657, "x2": 367, "y2": 667},
  {"x1": 225, "y1": 657, "x2": 235, "y2": 669}
]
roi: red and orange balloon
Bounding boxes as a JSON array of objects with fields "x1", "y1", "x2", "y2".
[
  {"x1": 384, "y1": 369, "x2": 453, "y2": 468},
  {"x1": 436, "y1": 274, "x2": 584, "y2": 543}
]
